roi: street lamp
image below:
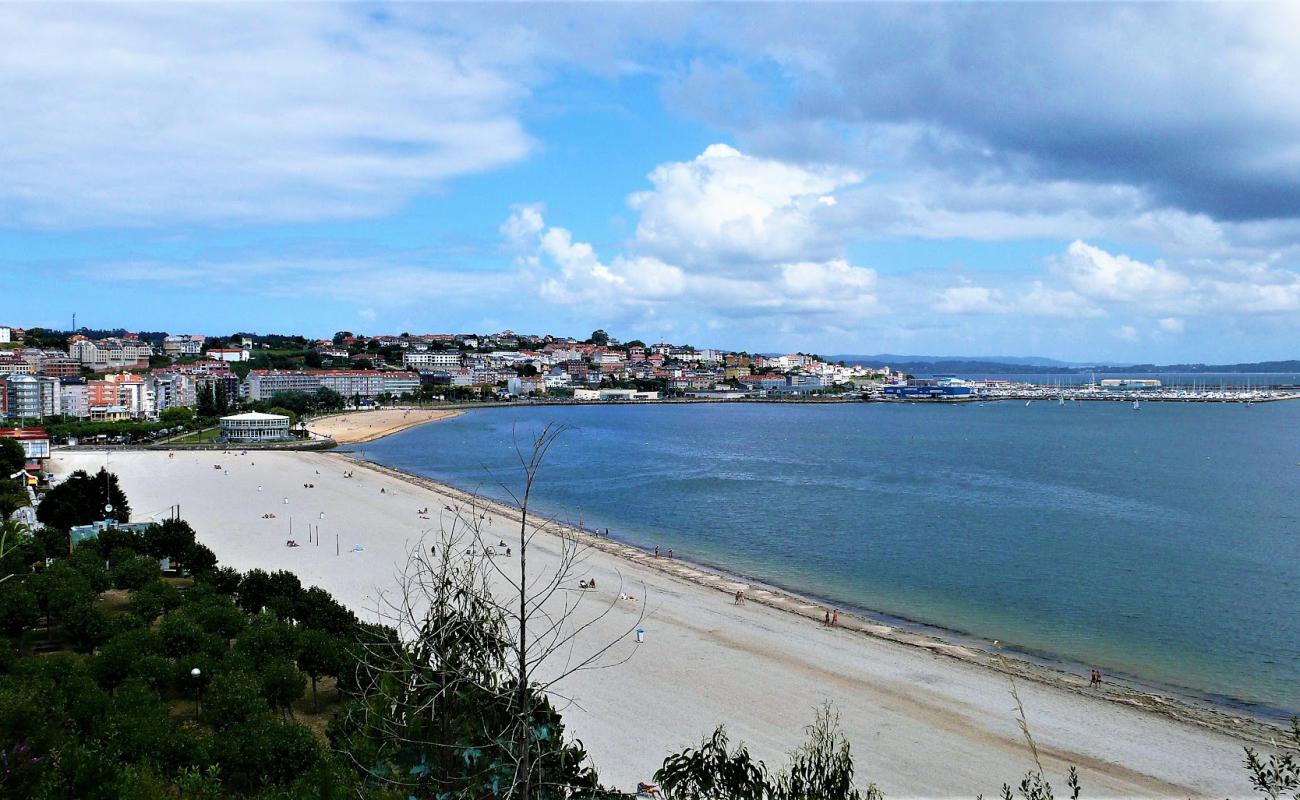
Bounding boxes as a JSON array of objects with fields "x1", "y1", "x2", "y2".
[{"x1": 190, "y1": 667, "x2": 202, "y2": 719}]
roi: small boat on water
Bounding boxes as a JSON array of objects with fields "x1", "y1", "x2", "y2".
[{"x1": 1133, "y1": 399, "x2": 1140, "y2": 410}]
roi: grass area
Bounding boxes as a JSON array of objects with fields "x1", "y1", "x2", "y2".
[{"x1": 169, "y1": 427, "x2": 221, "y2": 444}]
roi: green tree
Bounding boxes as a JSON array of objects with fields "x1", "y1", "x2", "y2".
[
  {"x1": 295, "y1": 629, "x2": 340, "y2": 712},
  {"x1": 0, "y1": 580, "x2": 38, "y2": 643},
  {"x1": 159, "y1": 406, "x2": 195, "y2": 424},
  {"x1": 159, "y1": 615, "x2": 206, "y2": 660},
  {"x1": 235, "y1": 613, "x2": 296, "y2": 666},
  {"x1": 0, "y1": 437, "x2": 26, "y2": 476},
  {"x1": 112, "y1": 554, "x2": 160, "y2": 591},
  {"x1": 142, "y1": 519, "x2": 196, "y2": 563},
  {"x1": 204, "y1": 670, "x2": 268, "y2": 729},
  {"x1": 215, "y1": 717, "x2": 321, "y2": 793},
  {"x1": 260, "y1": 659, "x2": 306, "y2": 719},
  {"x1": 35, "y1": 468, "x2": 131, "y2": 530},
  {"x1": 63, "y1": 602, "x2": 111, "y2": 652}
]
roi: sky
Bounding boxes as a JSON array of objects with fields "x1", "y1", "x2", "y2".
[{"x1": 2, "y1": 3, "x2": 1300, "y2": 363}]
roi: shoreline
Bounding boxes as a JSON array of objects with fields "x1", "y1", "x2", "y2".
[
  {"x1": 304, "y1": 408, "x2": 461, "y2": 444},
  {"x1": 346, "y1": 453, "x2": 1285, "y2": 747}
]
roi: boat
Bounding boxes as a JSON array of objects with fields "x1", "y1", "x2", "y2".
[{"x1": 1133, "y1": 399, "x2": 1140, "y2": 410}]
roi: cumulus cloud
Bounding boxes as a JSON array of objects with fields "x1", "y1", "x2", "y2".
[
  {"x1": 1157, "y1": 317, "x2": 1185, "y2": 335},
  {"x1": 629, "y1": 143, "x2": 861, "y2": 268},
  {"x1": 511, "y1": 197, "x2": 879, "y2": 319},
  {"x1": 0, "y1": 5, "x2": 534, "y2": 227},
  {"x1": 1051, "y1": 241, "x2": 1190, "y2": 306}
]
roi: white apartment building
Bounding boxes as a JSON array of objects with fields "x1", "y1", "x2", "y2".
[
  {"x1": 0, "y1": 326, "x2": 12, "y2": 344},
  {"x1": 68, "y1": 338, "x2": 153, "y2": 370},
  {"x1": 243, "y1": 370, "x2": 421, "y2": 402},
  {"x1": 403, "y1": 350, "x2": 462, "y2": 371}
]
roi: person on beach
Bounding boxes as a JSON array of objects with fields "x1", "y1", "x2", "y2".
[
  {"x1": 823, "y1": 610, "x2": 831, "y2": 627},
  {"x1": 734, "y1": 589, "x2": 745, "y2": 605},
  {"x1": 831, "y1": 609, "x2": 839, "y2": 627},
  {"x1": 667, "y1": 548, "x2": 673, "y2": 559},
  {"x1": 654, "y1": 546, "x2": 660, "y2": 557},
  {"x1": 1090, "y1": 669, "x2": 1103, "y2": 688}
]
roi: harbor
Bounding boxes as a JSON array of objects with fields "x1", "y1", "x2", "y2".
[{"x1": 881, "y1": 375, "x2": 1300, "y2": 403}]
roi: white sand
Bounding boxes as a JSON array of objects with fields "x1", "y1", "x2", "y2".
[
  {"x1": 54, "y1": 449, "x2": 1258, "y2": 798},
  {"x1": 306, "y1": 408, "x2": 459, "y2": 444}
]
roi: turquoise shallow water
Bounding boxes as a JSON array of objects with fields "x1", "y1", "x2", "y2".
[{"x1": 361, "y1": 401, "x2": 1300, "y2": 718}]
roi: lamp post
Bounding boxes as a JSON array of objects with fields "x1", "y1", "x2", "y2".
[{"x1": 190, "y1": 667, "x2": 202, "y2": 719}]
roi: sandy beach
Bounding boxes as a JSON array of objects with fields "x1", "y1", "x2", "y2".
[
  {"x1": 53, "y1": 448, "x2": 1262, "y2": 798},
  {"x1": 305, "y1": 408, "x2": 459, "y2": 444}
]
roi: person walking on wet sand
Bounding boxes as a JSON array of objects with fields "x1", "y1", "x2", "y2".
[
  {"x1": 831, "y1": 609, "x2": 839, "y2": 627},
  {"x1": 654, "y1": 546, "x2": 660, "y2": 557},
  {"x1": 1090, "y1": 669, "x2": 1102, "y2": 688},
  {"x1": 734, "y1": 589, "x2": 745, "y2": 605},
  {"x1": 823, "y1": 610, "x2": 831, "y2": 627}
]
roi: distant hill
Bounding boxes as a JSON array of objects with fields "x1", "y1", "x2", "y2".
[
  {"x1": 829, "y1": 355, "x2": 1300, "y2": 375},
  {"x1": 827, "y1": 354, "x2": 1082, "y2": 368}
]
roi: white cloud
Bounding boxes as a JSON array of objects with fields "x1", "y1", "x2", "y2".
[
  {"x1": 516, "y1": 204, "x2": 879, "y2": 319},
  {"x1": 628, "y1": 143, "x2": 861, "y2": 268},
  {"x1": 0, "y1": 5, "x2": 534, "y2": 227},
  {"x1": 1051, "y1": 241, "x2": 1190, "y2": 305},
  {"x1": 1115, "y1": 325, "x2": 1140, "y2": 343},
  {"x1": 1157, "y1": 317, "x2": 1185, "y2": 335},
  {"x1": 933, "y1": 286, "x2": 1009, "y2": 315},
  {"x1": 931, "y1": 280, "x2": 1100, "y2": 319}
]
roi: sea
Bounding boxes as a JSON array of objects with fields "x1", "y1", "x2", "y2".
[{"x1": 360, "y1": 400, "x2": 1300, "y2": 720}]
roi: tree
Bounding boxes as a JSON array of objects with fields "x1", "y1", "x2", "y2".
[
  {"x1": 260, "y1": 659, "x2": 306, "y2": 719},
  {"x1": 295, "y1": 629, "x2": 340, "y2": 712},
  {"x1": 112, "y1": 555, "x2": 160, "y2": 591},
  {"x1": 314, "y1": 387, "x2": 344, "y2": 412},
  {"x1": 184, "y1": 542, "x2": 218, "y2": 576},
  {"x1": 142, "y1": 519, "x2": 196, "y2": 563},
  {"x1": 294, "y1": 585, "x2": 355, "y2": 635},
  {"x1": 1244, "y1": 717, "x2": 1300, "y2": 800},
  {"x1": 35, "y1": 468, "x2": 131, "y2": 531},
  {"x1": 589, "y1": 329, "x2": 610, "y2": 346},
  {"x1": 0, "y1": 437, "x2": 25, "y2": 476},
  {"x1": 159, "y1": 615, "x2": 206, "y2": 660},
  {"x1": 215, "y1": 717, "x2": 321, "y2": 792},
  {"x1": 235, "y1": 613, "x2": 296, "y2": 666},
  {"x1": 655, "y1": 706, "x2": 880, "y2": 800},
  {"x1": 204, "y1": 670, "x2": 269, "y2": 729},
  {"x1": 159, "y1": 407, "x2": 195, "y2": 425},
  {"x1": 63, "y1": 602, "x2": 112, "y2": 652},
  {"x1": 0, "y1": 580, "x2": 38, "y2": 643},
  {"x1": 0, "y1": 480, "x2": 28, "y2": 521}
]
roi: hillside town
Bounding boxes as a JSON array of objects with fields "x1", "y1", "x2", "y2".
[{"x1": 0, "y1": 324, "x2": 894, "y2": 424}]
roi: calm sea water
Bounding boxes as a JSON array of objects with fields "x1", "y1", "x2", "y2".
[{"x1": 361, "y1": 401, "x2": 1300, "y2": 718}]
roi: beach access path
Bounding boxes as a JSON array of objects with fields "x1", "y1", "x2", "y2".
[
  {"x1": 304, "y1": 408, "x2": 460, "y2": 444},
  {"x1": 53, "y1": 448, "x2": 1258, "y2": 798}
]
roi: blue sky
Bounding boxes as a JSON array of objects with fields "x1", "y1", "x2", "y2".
[{"x1": 3, "y1": 3, "x2": 1299, "y2": 362}]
